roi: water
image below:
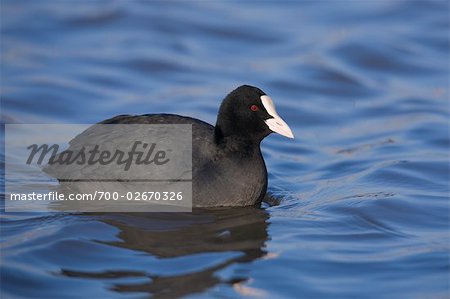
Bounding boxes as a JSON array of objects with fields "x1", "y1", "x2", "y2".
[{"x1": 1, "y1": 0, "x2": 449, "y2": 298}]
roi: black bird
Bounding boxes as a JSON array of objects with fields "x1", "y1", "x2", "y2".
[{"x1": 47, "y1": 85, "x2": 294, "y2": 207}]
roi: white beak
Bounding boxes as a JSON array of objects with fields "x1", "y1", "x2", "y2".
[{"x1": 261, "y1": 95, "x2": 294, "y2": 139}]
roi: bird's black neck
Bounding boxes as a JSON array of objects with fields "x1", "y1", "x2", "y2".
[{"x1": 214, "y1": 125, "x2": 263, "y2": 157}]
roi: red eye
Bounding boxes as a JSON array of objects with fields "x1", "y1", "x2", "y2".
[{"x1": 250, "y1": 105, "x2": 259, "y2": 112}]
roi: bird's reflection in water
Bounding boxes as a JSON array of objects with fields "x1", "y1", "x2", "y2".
[{"x1": 59, "y1": 207, "x2": 270, "y2": 298}]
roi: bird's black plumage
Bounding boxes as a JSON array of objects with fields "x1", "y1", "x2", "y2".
[{"x1": 46, "y1": 85, "x2": 292, "y2": 207}]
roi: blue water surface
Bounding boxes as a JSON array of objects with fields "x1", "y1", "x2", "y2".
[{"x1": 1, "y1": 1, "x2": 449, "y2": 298}]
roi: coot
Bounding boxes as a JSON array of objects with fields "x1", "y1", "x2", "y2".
[{"x1": 49, "y1": 85, "x2": 294, "y2": 207}]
